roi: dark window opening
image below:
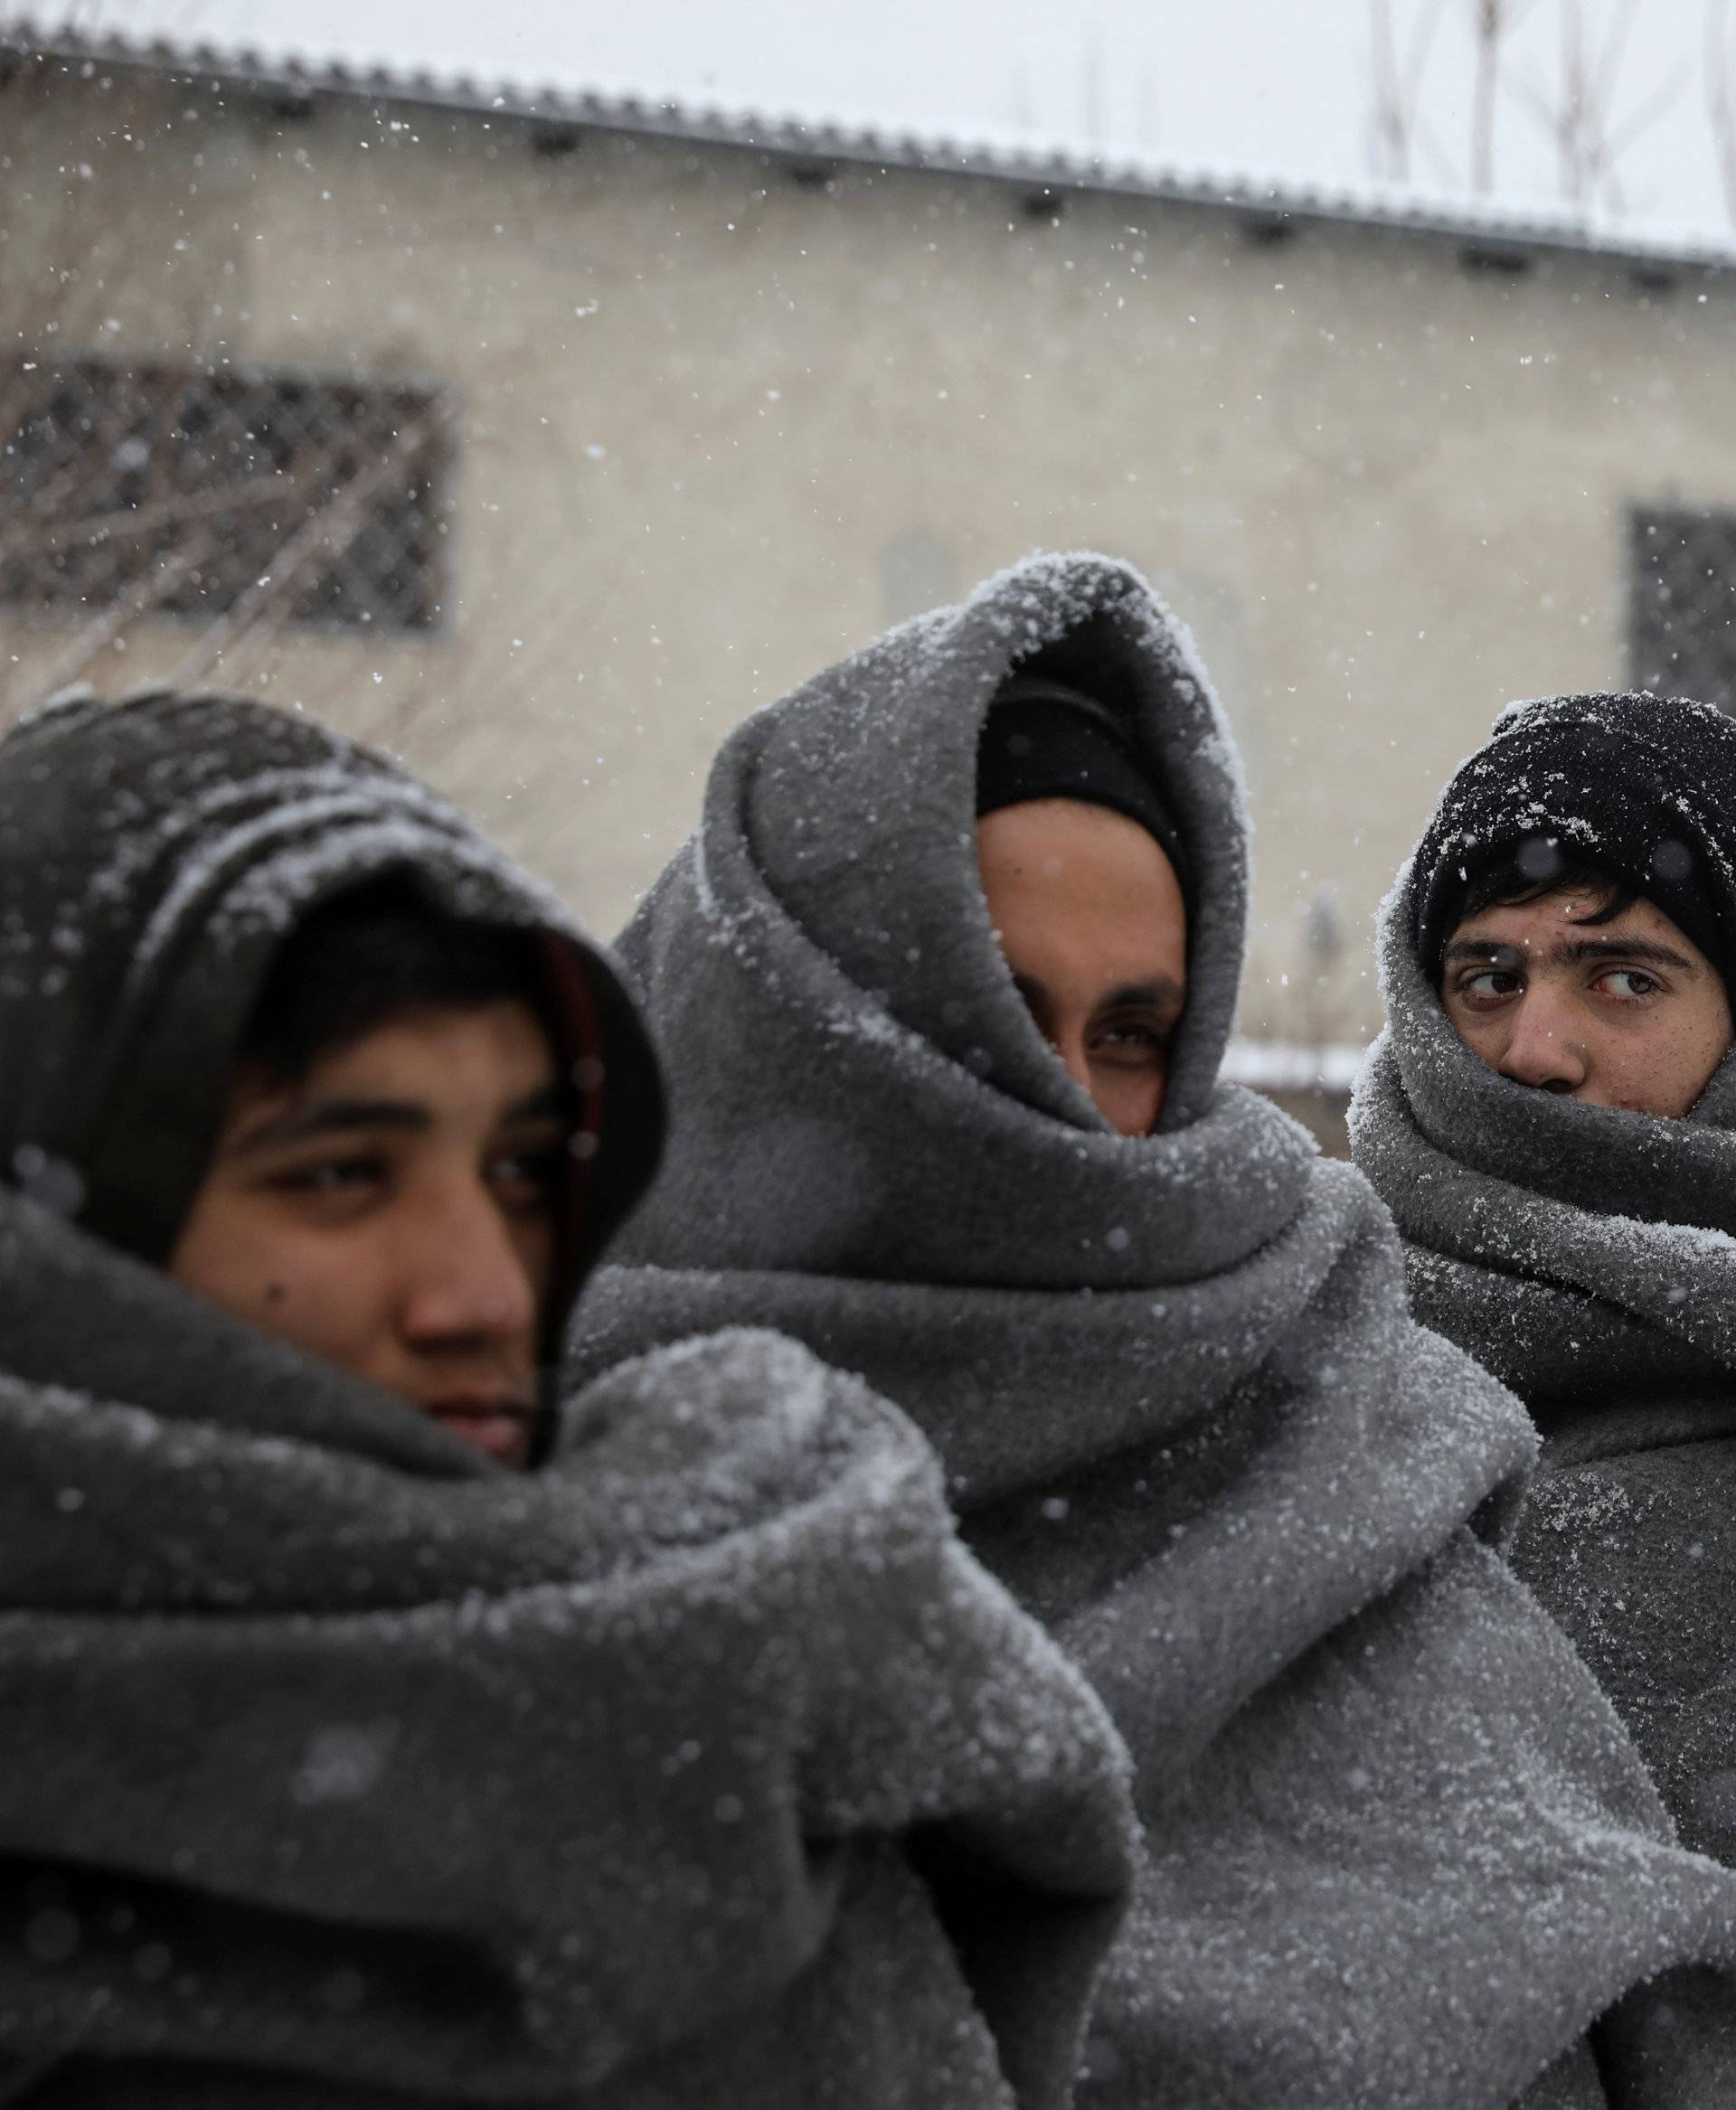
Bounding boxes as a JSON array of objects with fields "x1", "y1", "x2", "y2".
[
  {"x1": 0, "y1": 353, "x2": 455, "y2": 635},
  {"x1": 1458, "y1": 244, "x2": 1531, "y2": 276},
  {"x1": 1629, "y1": 504, "x2": 1736, "y2": 712}
]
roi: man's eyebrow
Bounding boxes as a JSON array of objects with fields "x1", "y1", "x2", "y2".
[
  {"x1": 224, "y1": 1097, "x2": 430, "y2": 1158},
  {"x1": 229, "y1": 1080, "x2": 571, "y2": 1158},
  {"x1": 501, "y1": 1081, "x2": 570, "y2": 1126},
  {"x1": 1442, "y1": 935, "x2": 1698, "y2": 972},
  {"x1": 1099, "y1": 978, "x2": 1185, "y2": 1011},
  {"x1": 1551, "y1": 936, "x2": 1696, "y2": 971}
]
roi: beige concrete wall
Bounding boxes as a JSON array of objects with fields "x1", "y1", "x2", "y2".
[{"x1": 6, "y1": 60, "x2": 1736, "y2": 1042}]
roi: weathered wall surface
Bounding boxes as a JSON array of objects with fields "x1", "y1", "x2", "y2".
[{"x1": 6, "y1": 60, "x2": 1736, "y2": 1040}]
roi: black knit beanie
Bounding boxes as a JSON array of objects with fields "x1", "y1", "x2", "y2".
[
  {"x1": 976, "y1": 674, "x2": 1192, "y2": 904},
  {"x1": 1414, "y1": 692, "x2": 1736, "y2": 994}
]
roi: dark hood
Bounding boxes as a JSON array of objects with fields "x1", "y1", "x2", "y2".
[{"x1": 0, "y1": 686, "x2": 662, "y2": 1332}]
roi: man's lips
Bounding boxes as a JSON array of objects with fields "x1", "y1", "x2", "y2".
[{"x1": 423, "y1": 1397, "x2": 536, "y2": 1462}]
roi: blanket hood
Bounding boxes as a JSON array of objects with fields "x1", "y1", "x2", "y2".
[
  {"x1": 0, "y1": 687, "x2": 662, "y2": 1324},
  {"x1": 609, "y1": 553, "x2": 1315, "y2": 1301},
  {"x1": 715, "y1": 550, "x2": 1247, "y2": 1134},
  {"x1": 0, "y1": 1186, "x2": 1137, "y2": 2105},
  {"x1": 1353, "y1": 702, "x2": 1736, "y2": 1389},
  {"x1": 1353, "y1": 700, "x2": 1736, "y2": 1890}
]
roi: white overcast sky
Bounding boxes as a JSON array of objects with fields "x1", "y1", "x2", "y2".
[{"x1": 56, "y1": 0, "x2": 1736, "y2": 240}]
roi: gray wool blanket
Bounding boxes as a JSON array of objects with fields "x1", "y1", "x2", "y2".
[
  {"x1": 1354, "y1": 823, "x2": 1736, "y2": 1879},
  {"x1": 0, "y1": 1190, "x2": 1134, "y2": 2108},
  {"x1": 570, "y1": 551, "x2": 1736, "y2": 2108}
]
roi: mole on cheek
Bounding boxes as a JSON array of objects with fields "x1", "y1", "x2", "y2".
[{"x1": 264, "y1": 1282, "x2": 288, "y2": 1306}]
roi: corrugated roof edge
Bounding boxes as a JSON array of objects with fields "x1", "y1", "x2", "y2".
[{"x1": 5, "y1": 13, "x2": 1735, "y2": 276}]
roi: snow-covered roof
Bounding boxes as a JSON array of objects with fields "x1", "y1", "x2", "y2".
[{"x1": 5, "y1": 14, "x2": 1734, "y2": 278}]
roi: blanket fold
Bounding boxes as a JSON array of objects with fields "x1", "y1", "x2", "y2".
[
  {"x1": 0, "y1": 680, "x2": 1137, "y2": 2107},
  {"x1": 1352, "y1": 766, "x2": 1736, "y2": 1880},
  {"x1": 0, "y1": 1193, "x2": 1134, "y2": 2109},
  {"x1": 572, "y1": 552, "x2": 1736, "y2": 2107}
]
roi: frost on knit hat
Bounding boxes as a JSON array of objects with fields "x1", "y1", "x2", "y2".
[{"x1": 1413, "y1": 691, "x2": 1736, "y2": 994}]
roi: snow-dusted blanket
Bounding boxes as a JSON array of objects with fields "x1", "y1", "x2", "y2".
[
  {"x1": 1354, "y1": 807, "x2": 1736, "y2": 1879},
  {"x1": 0, "y1": 1190, "x2": 1135, "y2": 2108},
  {"x1": 570, "y1": 553, "x2": 1736, "y2": 2107},
  {"x1": 0, "y1": 684, "x2": 1132, "y2": 2106}
]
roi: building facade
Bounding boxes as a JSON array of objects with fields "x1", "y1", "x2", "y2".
[{"x1": 5, "y1": 24, "x2": 1736, "y2": 1114}]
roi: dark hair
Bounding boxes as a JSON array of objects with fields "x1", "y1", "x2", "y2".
[
  {"x1": 241, "y1": 878, "x2": 555, "y2": 1084},
  {"x1": 1455, "y1": 847, "x2": 1637, "y2": 933}
]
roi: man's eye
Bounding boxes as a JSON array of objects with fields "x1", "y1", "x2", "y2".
[
  {"x1": 1597, "y1": 969, "x2": 1661, "y2": 1001},
  {"x1": 490, "y1": 1146, "x2": 565, "y2": 1211},
  {"x1": 1459, "y1": 970, "x2": 1522, "y2": 1003},
  {"x1": 271, "y1": 1154, "x2": 385, "y2": 1195},
  {"x1": 1091, "y1": 1020, "x2": 1167, "y2": 1065}
]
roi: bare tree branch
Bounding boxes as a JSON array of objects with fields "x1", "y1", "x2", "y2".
[
  {"x1": 167, "y1": 391, "x2": 458, "y2": 690},
  {"x1": 1469, "y1": 0, "x2": 1541, "y2": 193},
  {"x1": 1603, "y1": 62, "x2": 1691, "y2": 158},
  {"x1": 1591, "y1": 0, "x2": 1644, "y2": 108},
  {"x1": 23, "y1": 530, "x2": 217, "y2": 703},
  {"x1": 1709, "y1": 0, "x2": 1736, "y2": 222},
  {"x1": 1370, "y1": 0, "x2": 1410, "y2": 180},
  {"x1": 1413, "y1": 108, "x2": 1462, "y2": 186},
  {"x1": 1507, "y1": 0, "x2": 1685, "y2": 212},
  {"x1": 1369, "y1": 0, "x2": 1448, "y2": 182},
  {"x1": 14, "y1": 467, "x2": 326, "y2": 560},
  {"x1": 0, "y1": 453, "x2": 320, "y2": 579}
]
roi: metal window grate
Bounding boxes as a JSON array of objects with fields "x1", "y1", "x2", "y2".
[
  {"x1": 1629, "y1": 504, "x2": 1736, "y2": 711},
  {"x1": 0, "y1": 353, "x2": 453, "y2": 634}
]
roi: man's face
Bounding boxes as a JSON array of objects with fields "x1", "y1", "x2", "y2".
[
  {"x1": 1439, "y1": 889, "x2": 1734, "y2": 1118},
  {"x1": 170, "y1": 1001, "x2": 568, "y2": 1466},
  {"x1": 977, "y1": 796, "x2": 1188, "y2": 1137}
]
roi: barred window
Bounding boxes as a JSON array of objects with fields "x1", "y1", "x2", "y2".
[
  {"x1": 0, "y1": 354, "x2": 455, "y2": 635},
  {"x1": 1629, "y1": 504, "x2": 1736, "y2": 711}
]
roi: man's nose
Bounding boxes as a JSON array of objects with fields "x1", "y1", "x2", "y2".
[
  {"x1": 397, "y1": 1181, "x2": 538, "y2": 1349},
  {"x1": 1498, "y1": 989, "x2": 1589, "y2": 1095},
  {"x1": 1052, "y1": 1028, "x2": 1096, "y2": 1103}
]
